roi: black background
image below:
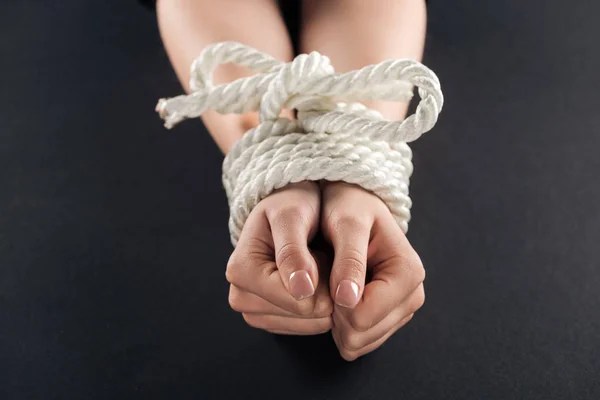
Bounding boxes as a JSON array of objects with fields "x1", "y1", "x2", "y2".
[{"x1": 2, "y1": 0, "x2": 600, "y2": 399}]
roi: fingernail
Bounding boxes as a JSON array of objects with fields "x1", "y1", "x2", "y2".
[
  {"x1": 335, "y1": 280, "x2": 360, "y2": 308},
  {"x1": 289, "y1": 270, "x2": 315, "y2": 300}
]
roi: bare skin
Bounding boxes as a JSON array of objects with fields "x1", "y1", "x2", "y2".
[{"x1": 157, "y1": 0, "x2": 428, "y2": 361}]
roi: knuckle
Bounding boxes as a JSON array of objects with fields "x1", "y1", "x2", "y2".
[
  {"x1": 391, "y1": 251, "x2": 426, "y2": 283},
  {"x1": 294, "y1": 300, "x2": 315, "y2": 317},
  {"x1": 348, "y1": 312, "x2": 373, "y2": 333},
  {"x1": 418, "y1": 265, "x2": 426, "y2": 283},
  {"x1": 228, "y1": 286, "x2": 242, "y2": 312},
  {"x1": 276, "y1": 242, "x2": 306, "y2": 269},
  {"x1": 225, "y1": 266, "x2": 238, "y2": 286},
  {"x1": 402, "y1": 313, "x2": 415, "y2": 324},
  {"x1": 225, "y1": 253, "x2": 243, "y2": 284},
  {"x1": 313, "y1": 317, "x2": 334, "y2": 334},
  {"x1": 339, "y1": 348, "x2": 358, "y2": 362},
  {"x1": 411, "y1": 254, "x2": 426, "y2": 282},
  {"x1": 313, "y1": 296, "x2": 334, "y2": 318},
  {"x1": 342, "y1": 331, "x2": 363, "y2": 352},
  {"x1": 411, "y1": 286, "x2": 426, "y2": 312},
  {"x1": 242, "y1": 313, "x2": 262, "y2": 329}
]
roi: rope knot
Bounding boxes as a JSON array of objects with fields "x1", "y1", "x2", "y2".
[{"x1": 156, "y1": 42, "x2": 444, "y2": 245}]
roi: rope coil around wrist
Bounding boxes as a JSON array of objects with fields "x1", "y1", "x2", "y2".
[{"x1": 156, "y1": 42, "x2": 444, "y2": 246}]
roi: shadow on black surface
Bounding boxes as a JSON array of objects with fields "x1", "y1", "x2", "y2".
[
  {"x1": 274, "y1": 332, "x2": 346, "y2": 377},
  {"x1": 3, "y1": 0, "x2": 600, "y2": 399}
]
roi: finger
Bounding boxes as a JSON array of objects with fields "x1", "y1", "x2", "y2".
[
  {"x1": 345, "y1": 217, "x2": 425, "y2": 331},
  {"x1": 332, "y1": 285, "x2": 423, "y2": 351},
  {"x1": 228, "y1": 284, "x2": 333, "y2": 318},
  {"x1": 227, "y1": 220, "x2": 332, "y2": 317},
  {"x1": 268, "y1": 205, "x2": 319, "y2": 300},
  {"x1": 227, "y1": 210, "x2": 315, "y2": 316},
  {"x1": 227, "y1": 257, "x2": 323, "y2": 316},
  {"x1": 326, "y1": 214, "x2": 371, "y2": 309},
  {"x1": 229, "y1": 285, "x2": 298, "y2": 317},
  {"x1": 242, "y1": 313, "x2": 332, "y2": 335},
  {"x1": 332, "y1": 313, "x2": 414, "y2": 361}
]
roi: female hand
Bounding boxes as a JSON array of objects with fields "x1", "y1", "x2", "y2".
[
  {"x1": 321, "y1": 182, "x2": 426, "y2": 360},
  {"x1": 225, "y1": 181, "x2": 334, "y2": 335}
]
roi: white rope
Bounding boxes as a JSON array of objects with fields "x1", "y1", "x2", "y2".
[{"x1": 156, "y1": 42, "x2": 444, "y2": 246}]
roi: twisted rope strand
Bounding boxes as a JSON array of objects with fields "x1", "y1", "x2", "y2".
[{"x1": 156, "y1": 42, "x2": 443, "y2": 245}]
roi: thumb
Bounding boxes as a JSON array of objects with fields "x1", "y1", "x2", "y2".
[
  {"x1": 327, "y1": 217, "x2": 370, "y2": 309},
  {"x1": 269, "y1": 208, "x2": 319, "y2": 301}
]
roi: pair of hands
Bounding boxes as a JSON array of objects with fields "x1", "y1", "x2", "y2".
[{"x1": 226, "y1": 181, "x2": 425, "y2": 361}]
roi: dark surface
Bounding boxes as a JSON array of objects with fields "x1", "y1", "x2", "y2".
[{"x1": 2, "y1": 0, "x2": 600, "y2": 399}]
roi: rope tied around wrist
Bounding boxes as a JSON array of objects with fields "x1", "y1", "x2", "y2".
[{"x1": 156, "y1": 42, "x2": 444, "y2": 246}]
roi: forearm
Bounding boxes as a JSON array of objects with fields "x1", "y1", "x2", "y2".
[
  {"x1": 301, "y1": 0, "x2": 427, "y2": 120},
  {"x1": 156, "y1": 0, "x2": 293, "y2": 153}
]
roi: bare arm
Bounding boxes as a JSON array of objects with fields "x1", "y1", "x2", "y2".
[
  {"x1": 301, "y1": 0, "x2": 427, "y2": 120},
  {"x1": 301, "y1": 0, "x2": 430, "y2": 361},
  {"x1": 156, "y1": 0, "x2": 334, "y2": 338},
  {"x1": 156, "y1": 0, "x2": 293, "y2": 153}
]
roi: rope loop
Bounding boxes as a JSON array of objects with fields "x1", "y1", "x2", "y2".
[{"x1": 156, "y1": 42, "x2": 443, "y2": 245}]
